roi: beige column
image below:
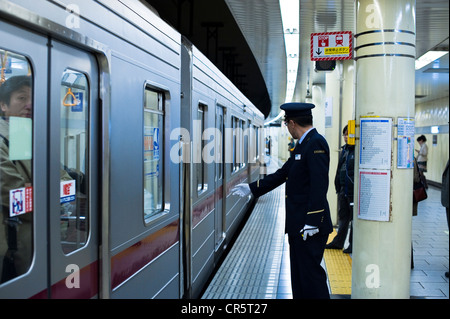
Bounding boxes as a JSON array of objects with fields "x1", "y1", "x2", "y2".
[
  {"x1": 325, "y1": 61, "x2": 355, "y2": 226},
  {"x1": 352, "y1": 0, "x2": 416, "y2": 298}
]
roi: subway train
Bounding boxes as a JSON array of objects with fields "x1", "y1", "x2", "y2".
[{"x1": 0, "y1": 0, "x2": 265, "y2": 298}]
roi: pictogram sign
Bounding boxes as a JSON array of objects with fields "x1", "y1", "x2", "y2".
[{"x1": 311, "y1": 31, "x2": 353, "y2": 61}]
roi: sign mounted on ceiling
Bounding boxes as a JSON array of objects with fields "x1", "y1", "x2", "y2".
[{"x1": 310, "y1": 31, "x2": 353, "y2": 61}]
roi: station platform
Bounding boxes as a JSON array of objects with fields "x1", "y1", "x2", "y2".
[{"x1": 202, "y1": 156, "x2": 449, "y2": 299}]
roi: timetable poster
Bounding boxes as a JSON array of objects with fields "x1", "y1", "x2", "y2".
[
  {"x1": 359, "y1": 117, "x2": 392, "y2": 170},
  {"x1": 358, "y1": 169, "x2": 390, "y2": 222}
]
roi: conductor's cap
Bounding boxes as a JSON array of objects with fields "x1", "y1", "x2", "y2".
[{"x1": 280, "y1": 102, "x2": 315, "y2": 117}]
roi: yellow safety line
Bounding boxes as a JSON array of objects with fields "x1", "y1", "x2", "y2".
[{"x1": 324, "y1": 230, "x2": 352, "y2": 295}]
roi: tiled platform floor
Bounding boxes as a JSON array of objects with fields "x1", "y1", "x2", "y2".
[{"x1": 410, "y1": 184, "x2": 449, "y2": 299}]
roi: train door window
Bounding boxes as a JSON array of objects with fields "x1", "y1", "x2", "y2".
[
  {"x1": 238, "y1": 119, "x2": 244, "y2": 169},
  {"x1": 143, "y1": 88, "x2": 164, "y2": 222},
  {"x1": 0, "y1": 50, "x2": 33, "y2": 283},
  {"x1": 255, "y1": 126, "x2": 260, "y2": 162},
  {"x1": 231, "y1": 116, "x2": 237, "y2": 172},
  {"x1": 217, "y1": 107, "x2": 224, "y2": 180},
  {"x1": 196, "y1": 103, "x2": 207, "y2": 193},
  {"x1": 248, "y1": 123, "x2": 256, "y2": 163},
  {"x1": 244, "y1": 121, "x2": 251, "y2": 165},
  {"x1": 60, "y1": 69, "x2": 89, "y2": 254}
]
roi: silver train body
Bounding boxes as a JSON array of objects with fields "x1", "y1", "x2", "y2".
[{"x1": 0, "y1": 0, "x2": 264, "y2": 298}]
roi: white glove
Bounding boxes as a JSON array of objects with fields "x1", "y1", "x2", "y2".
[
  {"x1": 231, "y1": 183, "x2": 251, "y2": 197},
  {"x1": 300, "y1": 225, "x2": 319, "y2": 241}
]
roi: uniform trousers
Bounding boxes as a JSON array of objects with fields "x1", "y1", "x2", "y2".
[{"x1": 288, "y1": 232, "x2": 330, "y2": 299}]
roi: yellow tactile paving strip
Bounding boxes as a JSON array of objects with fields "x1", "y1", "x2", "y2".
[{"x1": 324, "y1": 230, "x2": 352, "y2": 295}]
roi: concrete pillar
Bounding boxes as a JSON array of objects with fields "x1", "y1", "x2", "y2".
[
  {"x1": 311, "y1": 84, "x2": 325, "y2": 135},
  {"x1": 325, "y1": 61, "x2": 355, "y2": 226},
  {"x1": 352, "y1": 0, "x2": 416, "y2": 298}
]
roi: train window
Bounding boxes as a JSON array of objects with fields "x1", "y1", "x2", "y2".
[
  {"x1": 143, "y1": 88, "x2": 164, "y2": 222},
  {"x1": 0, "y1": 50, "x2": 33, "y2": 284},
  {"x1": 196, "y1": 103, "x2": 207, "y2": 193},
  {"x1": 60, "y1": 69, "x2": 89, "y2": 254}
]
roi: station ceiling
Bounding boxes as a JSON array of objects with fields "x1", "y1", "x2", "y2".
[{"x1": 144, "y1": 0, "x2": 449, "y2": 121}]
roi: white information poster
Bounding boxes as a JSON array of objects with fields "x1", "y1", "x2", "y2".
[
  {"x1": 397, "y1": 117, "x2": 415, "y2": 169},
  {"x1": 359, "y1": 118, "x2": 392, "y2": 170},
  {"x1": 358, "y1": 169, "x2": 390, "y2": 221}
]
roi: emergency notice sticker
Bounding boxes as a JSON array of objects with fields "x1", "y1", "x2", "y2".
[
  {"x1": 60, "y1": 180, "x2": 76, "y2": 203},
  {"x1": 9, "y1": 186, "x2": 33, "y2": 217}
]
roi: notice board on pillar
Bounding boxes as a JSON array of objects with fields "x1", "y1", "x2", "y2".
[
  {"x1": 397, "y1": 117, "x2": 415, "y2": 169},
  {"x1": 358, "y1": 117, "x2": 392, "y2": 222}
]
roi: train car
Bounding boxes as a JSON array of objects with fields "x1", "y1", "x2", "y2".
[
  {"x1": 0, "y1": 0, "x2": 264, "y2": 298},
  {"x1": 180, "y1": 39, "x2": 264, "y2": 297}
]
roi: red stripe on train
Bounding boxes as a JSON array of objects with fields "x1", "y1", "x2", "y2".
[
  {"x1": 31, "y1": 221, "x2": 179, "y2": 298},
  {"x1": 31, "y1": 261, "x2": 99, "y2": 299},
  {"x1": 111, "y1": 220, "x2": 179, "y2": 290}
]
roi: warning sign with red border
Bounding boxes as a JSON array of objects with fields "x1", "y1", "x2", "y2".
[{"x1": 311, "y1": 31, "x2": 353, "y2": 61}]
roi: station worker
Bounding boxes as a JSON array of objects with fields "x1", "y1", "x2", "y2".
[{"x1": 232, "y1": 102, "x2": 332, "y2": 299}]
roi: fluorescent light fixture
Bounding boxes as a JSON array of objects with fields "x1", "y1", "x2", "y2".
[
  {"x1": 415, "y1": 51, "x2": 448, "y2": 70},
  {"x1": 264, "y1": 0, "x2": 299, "y2": 125},
  {"x1": 280, "y1": 0, "x2": 299, "y2": 103},
  {"x1": 280, "y1": 0, "x2": 299, "y2": 34}
]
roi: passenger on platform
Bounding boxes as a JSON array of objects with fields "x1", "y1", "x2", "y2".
[
  {"x1": 231, "y1": 102, "x2": 332, "y2": 299},
  {"x1": 288, "y1": 137, "x2": 296, "y2": 156},
  {"x1": 442, "y1": 159, "x2": 449, "y2": 278},
  {"x1": 411, "y1": 157, "x2": 422, "y2": 269},
  {"x1": 266, "y1": 136, "x2": 271, "y2": 155},
  {"x1": 415, "y1": 135, "x2": 428, "y2": 188},
  {"x1": 326, "y1": 124, "x2": 354, "y2": 253}
]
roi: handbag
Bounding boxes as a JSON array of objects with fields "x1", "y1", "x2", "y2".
[
  {"x1": 413, "y1": 181, "x2": 427, "y2": 202},
  {"x1": 413, "y1": 158, "x2": 428, "y2": 203}
]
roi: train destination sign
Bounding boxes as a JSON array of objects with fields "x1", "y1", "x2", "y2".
[{"x1": 310, "y1": 31, "x2": 353, "y2": 61}]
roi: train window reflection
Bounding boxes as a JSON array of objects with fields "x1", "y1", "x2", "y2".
[
  {"x1": 0, "y1": 49, "x2": 33, "y2": 284},
  {"x1": 144, "y1": 88, "x2": 164, "y2": 222},
  {"x1": 60, "y1": 69, "x2": 89, "y2": 254}
]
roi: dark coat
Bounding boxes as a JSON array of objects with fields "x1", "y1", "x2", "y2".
[
  {"x1": 334, "y1": 143, "x2": 355, "y2": 200},
  {"x1": 249, "y1": 128, "x2": 333, "y2": 236}
]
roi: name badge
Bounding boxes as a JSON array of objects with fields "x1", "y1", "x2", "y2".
[{"x1": 295, "y1": 154, "x2": 301, "y2": 160}]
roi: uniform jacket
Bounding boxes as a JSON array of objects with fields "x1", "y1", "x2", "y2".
[{"x1": 249, "y1": 128, "x2": 333, "y2": 235}]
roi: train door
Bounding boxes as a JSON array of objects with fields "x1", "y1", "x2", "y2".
[
  {"x1": 48, "y1": 41, "x2": 99, "y2": 298},
  {"x1": 214, "y1": 105, "x2": 225, "y2": 251},
  {"x1": 0, "y1": 23, "x2": 99, "y2": 299},
  {"x1": 0, "y1": 20, "x2": 49, "y2": 299}
]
